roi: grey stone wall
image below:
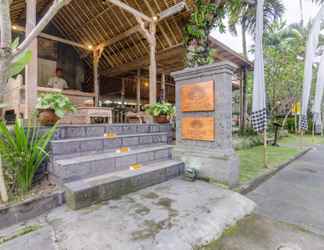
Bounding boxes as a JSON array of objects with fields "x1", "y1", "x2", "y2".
[{"x1": 171, "y1": 61, "x2": 240, "y2": 187}]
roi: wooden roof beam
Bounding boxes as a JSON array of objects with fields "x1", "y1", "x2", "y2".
[
  {"x1": 97, "y1": 1, "x2": 187, "y2": 50},
  {"x1": 105, "y1": 0, "x2": 152, "y2": 22},
  {"x1": 105, "y1": 43, "x2": 184, "y2": 77},
  {"x1": 12, "y1": 24, "x2": 92, "y2": 51}
]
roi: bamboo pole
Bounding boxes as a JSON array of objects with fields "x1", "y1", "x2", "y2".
[
  {"x1": 263, "y1": 130, "x2": 268, "y2": 168},
  {"x1": 312, "y1": 121, "x2": 315, "y2": 144},
  {"x1": 0, "y1": 156, "x2": 8, "y2": 203}
]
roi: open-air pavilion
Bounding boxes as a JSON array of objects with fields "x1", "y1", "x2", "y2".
[{"x1": 3, "y1": 0, "x2": 252, "y2": 124}]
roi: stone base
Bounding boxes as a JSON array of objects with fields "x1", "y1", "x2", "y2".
[{"x1": 173, "y1": 146, "x2": 239, "y2": 187}]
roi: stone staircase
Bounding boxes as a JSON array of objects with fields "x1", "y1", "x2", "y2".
[{"x1": 48, "y1": 124, "x2": 184, "y2": 210}]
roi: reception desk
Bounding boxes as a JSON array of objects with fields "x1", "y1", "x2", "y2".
[{"x1": 2, "y1": 76, "x2": 112, "y2": 124}]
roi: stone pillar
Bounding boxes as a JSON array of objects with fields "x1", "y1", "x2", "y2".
[
  {"x1": 171, "y1": 62, "x2": 239, "y2": 187},
  {"x1": 25, "y1": 0, "x2": 38, "y2": 119}
]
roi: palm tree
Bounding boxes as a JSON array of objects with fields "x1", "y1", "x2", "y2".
[
  {"x1": 229, "y1": 0, "x2": 285, "y2": 57},
  {"x1": 228, "y1": 0, "x2": 285, "y2": 131},
  {"x1": 300, "y1": 0, "x2": 304, "y2": 26}
]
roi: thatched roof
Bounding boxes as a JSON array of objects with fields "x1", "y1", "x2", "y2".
[{"x1": 10, "y1": 0, "x2": 251, "y2": 77}]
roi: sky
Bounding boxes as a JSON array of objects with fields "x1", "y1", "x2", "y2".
[{"x1": 211, "y1": 0, "x2": 321, "y2": 59}]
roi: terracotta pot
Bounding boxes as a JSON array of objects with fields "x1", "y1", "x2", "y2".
[
  {"x1": 154, "y1": 115, "x2": 169, "y2": 124},
  {"x1": 38, "y1": 109, "x2": 60, "y2": 126}
]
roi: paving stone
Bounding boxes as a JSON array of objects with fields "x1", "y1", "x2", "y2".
[
  {"x1": 248, "y1": 145, "x2": 324, "y2": 236},
  {"x1": 103, "y1": 138, "x2": 122, "y2": 150},
  {"x1": 80, "y1": 138, "x2": 104, "y2": 153},
  {"x1": 86, "y1": 126, "x2": 105, "y2": 137},
  {"x1": 139, "y1": 135, "x2": 153, "y2": 144},
  {"x1": 64, "y1": 160, "x2": 185, "y2": 210},
  {"x1": 115, "y1": 154, "x2": 137, "y2": 169}
]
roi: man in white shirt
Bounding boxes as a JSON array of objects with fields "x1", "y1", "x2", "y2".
[{"x1": 48, "y1": 68, "x2": 68, "y2": 90}]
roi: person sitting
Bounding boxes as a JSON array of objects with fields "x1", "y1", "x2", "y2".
[{"x1": 48, "y1": 68, "x2": 68, "y2": 90}]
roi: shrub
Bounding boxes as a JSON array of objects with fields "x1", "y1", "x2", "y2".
[
  {"x1": 145, "y1": 102, "x2": 175, "y2": 118},
  {"x1": 0, "y1": 119, "x2": 57, "y2": 194},
  {"x1": 36, "y1": 93, "x2": 76, "y2": 118}
]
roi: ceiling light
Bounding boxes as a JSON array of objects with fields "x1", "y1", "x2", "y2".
[
  {"x1": 88, "y1": 45, "x2": 93, "y2": 50},
  {"x1": 152, "y1": 16, "x2": 158, "y2": 21},
  {"x1": 12, "y1": 25, "x2": 17, "y2": 30}
]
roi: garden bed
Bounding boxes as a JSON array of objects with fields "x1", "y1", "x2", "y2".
[{"x1": 0, "y1": 180, "x2": 64, "y2": 229}]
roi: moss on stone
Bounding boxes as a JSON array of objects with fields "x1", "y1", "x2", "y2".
[
  {"x1": 142, "y1": 192, "x2": 159, "y2": 199},
  {"x1": 0, "y1": 224, "x2": 42, "y2": 245}
]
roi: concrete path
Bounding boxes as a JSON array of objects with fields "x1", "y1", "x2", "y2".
[
  {"x1": 247, "y1": 145, "x2": 324, "y2": 236},
  {"x1": 0, "y1": 178, "x2": 255, "y2": 250}
]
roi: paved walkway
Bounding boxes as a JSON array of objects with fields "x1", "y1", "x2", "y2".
[
  {"x1": 248, "y1": 145, "x2": 324, "y2": 236},
  {"x1": 0, "y1": 178, "x2": 255, "y2": 250}
]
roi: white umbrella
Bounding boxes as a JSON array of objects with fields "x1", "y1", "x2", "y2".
[
  {"x1": 300, "y1": 5, "x2": 324, "y2": 131},
  {"x1": 313, "y1": 50, "x2": 324, "y2": 134},
  {"x1": 252, "y1": 0, "x2": 266, "y2": 133}
]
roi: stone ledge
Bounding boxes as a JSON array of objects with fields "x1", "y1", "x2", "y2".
[
  {"x1": 0, "y1": 190, "x2": 64, "y2": 230},
  {"x1": 64, "y1": 160, "x2": 185, "y2": 210}
]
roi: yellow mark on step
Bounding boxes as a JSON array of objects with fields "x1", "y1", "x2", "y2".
[
  {"x1": 116, "y1": 147, "x2": 129, "y2": 153},
  {"x1": 104, "y1": 132, "x2": 117, "y2": 139},
  {"x1": 130, "y1": 163, "x2": 142, "y2": 171}
]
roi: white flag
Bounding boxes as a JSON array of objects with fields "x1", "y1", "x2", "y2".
[
  {"x1": 313, "y1": 51, "x2": 324, "y2": 134},
  {"x1": 300, "y1": 5, "x2": 324, "y2": 130},
  {"x1": 251, "y1": 0, "x2": 267, "y2": 132}
]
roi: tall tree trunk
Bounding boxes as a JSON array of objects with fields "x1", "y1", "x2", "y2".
[
  {"x1": 242, "y1": 26, "x2": 248, "y2": 58},
  {"x1": 299, "y1": 0, "x2": 304, "y2": 26},
  {"x1": 241, "y1": 26, "x2": 248, "y2": 132},
  {"x1": 0, "y1": 0, "x2": 13, "y2": 91}
]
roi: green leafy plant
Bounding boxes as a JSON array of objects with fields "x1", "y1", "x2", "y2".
[
  {"x1": 145, "y1": 102, "x2": 175, "y2": 118},
  {"x1": 36, "y1": 93, "x2": 76, "y2": 118},
  {"x1": 184, "y1": 0, "x2": 241, "y2": 67},
  {"x1": 0, "y1": 119, "x2": 57, "y2": 194},
  {"x1": 8, "y1": 37, "x2": 32, "y2": 78}
]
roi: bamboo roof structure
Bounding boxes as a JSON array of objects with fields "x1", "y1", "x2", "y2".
[{"x1": 10, "y1": 0, "x2": 251, "y2": 77}]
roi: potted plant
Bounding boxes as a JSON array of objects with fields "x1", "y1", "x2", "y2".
[
  {"x1": 36, "y1": 93, "x2": 76, "y2": 125},
  {"x1": 145, "y1": 102, "x2": 175, "y2": 124}
]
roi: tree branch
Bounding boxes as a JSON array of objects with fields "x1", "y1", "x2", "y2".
[{"x1": 12, "y1": 0, "x2": 71, "y2": 57}]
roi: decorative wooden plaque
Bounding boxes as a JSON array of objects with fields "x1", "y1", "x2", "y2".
[
  {"x1": 181, "y1": 81, "x2": 214, "y2": 112},
  {"x1": 181, "y1": 117, "x2": 215, "y2": 141}
]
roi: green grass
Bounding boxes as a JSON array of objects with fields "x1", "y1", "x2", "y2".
[
  {"x1": 237, "y1": 145, "x2": 302, "y2": 183},
  {"x1": 280, "y1": 134, "x2": 324, "y2": 146},
  {"x1": 237, "y1": 133, "x2": 324, "y2": 184}
]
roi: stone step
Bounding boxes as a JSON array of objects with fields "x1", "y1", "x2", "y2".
[
  {"x1": 49, "y1": 124, "x2": 172, "y2": 140},
  {"x1": 50, "y1": 145, "x2": 173, "y2": 183},
  {"x1": 50, "y1": 132, "x2": 168, "y2": 157},
  {"x1": 64, "y1": 159, "x2": 185, "y2": 210}
]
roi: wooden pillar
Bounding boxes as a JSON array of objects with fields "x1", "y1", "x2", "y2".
[
  {"x1": 136, "y1": 17, "x2": 157, "y2": 106},
  {"x1": 161, "y1": 71, "x2": 166, "y2": 102},
  {"x1": 93, "y1": 46, "x2": 103, "y2": 107},
  {"x1": 121, "y1": 78, "x2": 125, "y2": 108},
  {"x1": 149, "y1": 22, "x2": 157, "y2": 105},
  {"x1": 137, "y1": 69, "x2": 141, "y2": 112},
  {"x1": 25, "y1": 0, "x2": 38, "y2": 119}
]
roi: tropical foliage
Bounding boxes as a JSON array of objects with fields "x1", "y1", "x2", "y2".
[
  {"x1": 0, "y1": 119, "x2": 57, "y2": 194},
  {"x1": 145, "y1": 102, "x2": 175, "y2": 118},
  {"x1": 36, "y1": 93, "x2": 76, "y2": 118},
  {"x1": 184, "y1": 0, "x2": 241, "y2": 67}
]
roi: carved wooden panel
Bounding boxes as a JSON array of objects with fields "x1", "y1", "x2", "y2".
[
  {"x1": 181, "y1": 81, "x2": 214, "y2": 112},
  {"x1": 181, "y1": 117, "x2": 215, "y2": 141}
]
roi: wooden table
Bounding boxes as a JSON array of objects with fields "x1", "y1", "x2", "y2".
[{"x1": 60, "y1": 107, "x2": 113, "y2": 124}]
